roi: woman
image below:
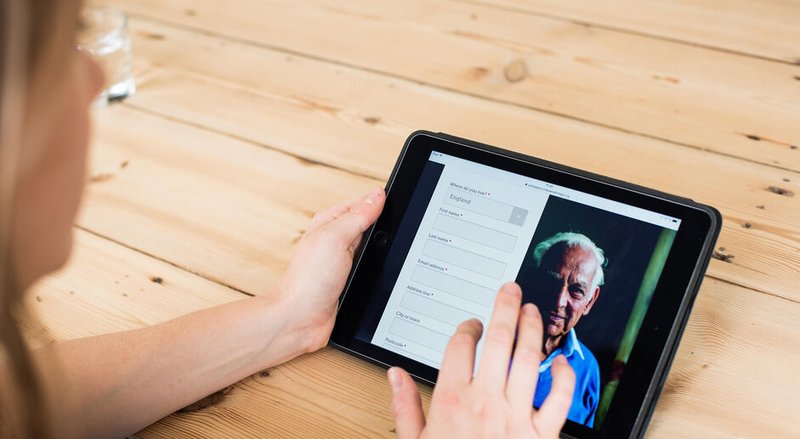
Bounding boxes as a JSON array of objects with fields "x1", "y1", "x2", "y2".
[{"x1": 0, "y1": 0, "x2": 575, "y2": 437}]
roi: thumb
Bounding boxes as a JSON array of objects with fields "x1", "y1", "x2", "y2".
[
  {"x1": 388, "y1": 367, "x2": 425, "y2": 439},
  {"x1": 328, "y1": 188, "x2": 385, "y2": 246}
]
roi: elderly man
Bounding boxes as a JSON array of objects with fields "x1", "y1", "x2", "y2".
[{"x1": 529, "y1": 232, "x2": 604, "y2": 427}]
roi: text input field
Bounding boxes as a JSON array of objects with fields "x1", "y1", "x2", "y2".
[
  {"x1": 401, "y1": 290, "x2": 480, "y2": 327},
  {"x1": 411, "y1": 266, "x2": 495, "y2": 306},
  {"x1": 422, "y1": 239, "x2": 507, "y2": 280},
  {"x1": 390, "y1": 318, "x2": 449, "y2": 353},
  {"x1": 443, "y1": 188, "x2": 529, "y2": 226},
  {"x1": 432, "y1": 214, "x2": 518, "y2": 253}
]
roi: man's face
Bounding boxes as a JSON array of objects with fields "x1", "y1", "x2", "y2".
[{"x1": 538, "y1": 244, "x2": 601, "y2": 340}]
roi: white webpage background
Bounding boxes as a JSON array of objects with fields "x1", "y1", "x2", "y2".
[{"x1": 371, "y1": 156, "x2": 546, "y2": 368}]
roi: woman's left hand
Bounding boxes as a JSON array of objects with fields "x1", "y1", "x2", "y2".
[
  {"x1": 276, "y1": 188, "x2": 385, "y2": 352},
  {"x1": 29, "y1": 188, "x2": 385, "y2": 438}
]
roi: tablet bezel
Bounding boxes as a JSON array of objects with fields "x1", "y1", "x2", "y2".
[{"x1": 331, "y1": 131, "x2": 721, "y2": 438}]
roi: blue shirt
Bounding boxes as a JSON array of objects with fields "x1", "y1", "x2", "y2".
[{"x1": 533, "y1": 329, "x2": 600, "y2": 427}]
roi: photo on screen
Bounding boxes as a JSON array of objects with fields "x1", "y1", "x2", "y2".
[{"x1": 515, "y1": 195, "x2": 677, "y2": 429}]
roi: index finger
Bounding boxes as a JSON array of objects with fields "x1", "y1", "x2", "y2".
[
  {"x1": 436, "y1": 318, "x2": 483, "y2": 391},
  {"x1": 506, "y1": 303, "x2": 544, "y2": 411},
  {"x1": 474, "y1": 282, "x2": 523, "y2": 392}
]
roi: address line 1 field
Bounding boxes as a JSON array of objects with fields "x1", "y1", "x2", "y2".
[
  {"x1": 432, "y1": 214, "x2": 517, "y2": 253},
  {"x1": 401, "y1": 290, "x2": 480, "y2": 327},
  {"x1": 411, "y1": 266, "x2": 495, "y2": 306}
]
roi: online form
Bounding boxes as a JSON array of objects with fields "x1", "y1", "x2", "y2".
[{"x1": 371, "y1": 153, "x2": 547, "y2": 368}]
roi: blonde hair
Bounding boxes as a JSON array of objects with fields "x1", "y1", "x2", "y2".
[{"x1": 1, "y1": 0, "x2": 79, "y2": 436}]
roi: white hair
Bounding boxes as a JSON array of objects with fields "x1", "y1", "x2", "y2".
[{"x1": 532, "y1": 232, "x2": 606, "y2": 291}]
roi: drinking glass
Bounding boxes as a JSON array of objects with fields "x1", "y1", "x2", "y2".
[{"x1": 77, "y1": 6, "x2": 135, "y2": 105}]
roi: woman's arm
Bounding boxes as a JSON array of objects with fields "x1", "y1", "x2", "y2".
[{"x1": 33, "y1": 188, "x2": 385, "y2": 438}]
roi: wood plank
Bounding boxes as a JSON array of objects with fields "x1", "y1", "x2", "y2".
[
  {"x1": 133, "y1": 279, "x2": 799, "y2": 439},
  {"x1": 33, "y1": 181, "x2": 800, "y2": 437},
  {"x1": 84, "y1": 20, "x2": 799, "y2": 303},
  {"x1": 24, "y1": 229, "x2": 245, "y2": 343},
  {"x1": 83, "y1": 105, "x2": 381, "y2": 297},
  {"x1": 24, "y1": 231, "x2": 416, "y2": 438},
  {"x1": 648, "y1": 279, "x2": 800, "y2": 438},
  {"x1": 138, "y1": 348, "x2": 424, "y2": 438},
  {"x1": 100, "y1": 0, "x2": 800, "y2": 172},
  {"x1": 27, "y1": 4, "x2": 798, "y2": 438},
  {"x1": 31, "y1": 193, "x2": 800, "y2": 439},
  {"x1": 460, "y1": 0, "x2": 800, "y2": 64}
]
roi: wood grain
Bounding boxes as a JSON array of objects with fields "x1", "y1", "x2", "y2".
[
  {"x1": 81, "y1": 106, "x2": 381, "y2": 296},
  {"x1": 25, "y1": 229, "x2": 246, "y2": 344},
  {"x1": 132, "y1": 279, "x2": 798, "y2": 439},
  {"x1": 139, "y1": 349, "x2": 419, "y2": 438},
  {"x1": 31, "y1": 246, "x2": 800, "y2": 438},
  {"x1": 647, "y1": 279, "x2": 800, "y2": 438},
  {"x1": 82, "y1": 20, "x2": 800, "y2": 303},
  {"x1": 460, "y1": 0, "x2": 800, "y2": 63},
  {"x1": 98, "y1": 0, "x2": 800, "y2": 172},
  {"x1": 32, "y1": 2, "x2": 798, "y2": 438}
]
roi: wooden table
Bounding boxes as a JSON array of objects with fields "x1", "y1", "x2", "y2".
[{"x1": 30, "y1": 1, "x2": 799, "y2": 437}]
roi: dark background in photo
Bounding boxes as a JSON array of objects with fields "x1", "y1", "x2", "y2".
[{"x1": 515, "y1": 195, "x2": 664, "y2": 392}]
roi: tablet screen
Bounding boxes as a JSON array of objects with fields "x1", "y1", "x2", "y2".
[{"x1": 353, "y1": 150, "x2": 681, "y2": 429}]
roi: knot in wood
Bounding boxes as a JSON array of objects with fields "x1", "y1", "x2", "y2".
[{"x1": 503, "y1": 58, "x2": 527, "y2": 83}]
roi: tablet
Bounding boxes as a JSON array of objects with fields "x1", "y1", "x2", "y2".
[{"x1": 331, "y1": 131, "x2": 721, "y2": 438}]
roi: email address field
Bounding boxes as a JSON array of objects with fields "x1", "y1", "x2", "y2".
[
  {"x1": 411, "y1": 266, "x2": 495, "y2": 306},
  {"x1": 432, "y1": 214, "x2": 518, "y2": 253},
  {"x1": 422, "y1": 239, "x2": 506, "y2": 280}
]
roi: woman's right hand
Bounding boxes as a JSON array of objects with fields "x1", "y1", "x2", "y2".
[{"x1": 387, "y1": 282, "x2": 576, "y2": 439}]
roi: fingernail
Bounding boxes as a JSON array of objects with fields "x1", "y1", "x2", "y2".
[
  {"x1": 503, "y1": 283, "x2": 521, "y2": 296},
  {"x1": 364, "y1": 188, "x2": 382, "y2": 205},
  {"x1": 462, "y1": 318, "x2": 483, "y2": 334},
  {"x1": 388, "y1": 367, "x2": 402, "y2": 392}
]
